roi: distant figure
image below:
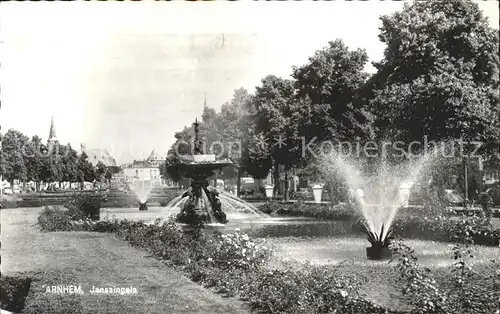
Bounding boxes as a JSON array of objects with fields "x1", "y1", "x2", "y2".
[{"x1": 356, "y1": 188, "x2": 365, "y2": 206}]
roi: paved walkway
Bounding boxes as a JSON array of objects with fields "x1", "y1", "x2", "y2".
[{"x1": 1, "y1": 208, "x2": 250, "y2": 314}]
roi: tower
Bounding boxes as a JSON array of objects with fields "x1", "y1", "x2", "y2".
[
  {"x1": 201, "y1": 92, "x2": 209, "y2": 123},
  {"x1": 48, "y1": 116, "x2": 58, "y2": 145}
]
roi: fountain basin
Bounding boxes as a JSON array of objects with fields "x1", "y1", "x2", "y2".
[{"x1": 366, "y1": 246, "x2": 392, "y2": 260}]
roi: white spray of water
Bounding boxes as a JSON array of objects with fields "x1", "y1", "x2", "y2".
[
  {"x1": 318, "y1": 147, "x2": 442, "y2": 239},
  {"x1": 128, "y1": 183, "x2": 153, "y2": 204},
  {"x1": 162, "y1": 187, "x2": 268, "y2": 220}
]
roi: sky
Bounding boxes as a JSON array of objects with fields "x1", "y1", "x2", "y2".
[{"x1": 1, "y1": 1, "x2": 498, "y2": 165}]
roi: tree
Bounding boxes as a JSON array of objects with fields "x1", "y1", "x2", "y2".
[
  {"x1": 24, "y1": 135, "x2": 45, "y2": 191},
  {"x1": 62, "y1": 144, "x2": 79, "y2": 185},
  {"x1": 163, "y1": 127, "x2": 194, "y2": 184},
  {"x1": 250, "y1": 75, "x2": 304, "y2": 199},
  {"x1": 370, "y1": 0, "x2": 500, "y2": 156},
  {"x1": 47, "y1": 143, "x2": 65, "y2": 187},
  {"x1": 105, "y1": 166, "x2": 120, "y2": 185},
  {"x1": 218, "y1": 88, "x2": 268, "y2": 195},
  {"x1": 77, "y1": 152, "x2": 95, "y2": 189},
  {"x1": 1, "y1": 129, "x2": 29, "y2": 187},
  {"x1": 95, "y1": 161, "x2": 107, "y2": 182},
  {"x1": 292, "y1": 39, "x2": 371, "y2": 145}
]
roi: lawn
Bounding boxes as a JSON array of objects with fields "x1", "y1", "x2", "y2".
[{"x1": 1, "y1": 207, "x2": 250, "y2": 314}]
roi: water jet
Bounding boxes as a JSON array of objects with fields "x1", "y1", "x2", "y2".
[
  {"x1": 317, "y1": 148, "x2": 441, "y2": 260},
  {"x1": 129, "y1": 182, "x2": 153, "y2": 211}
]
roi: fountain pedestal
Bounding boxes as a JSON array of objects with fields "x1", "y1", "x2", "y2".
[
  {"x1": 176, "y1": 175, "x2": 228, "y2": 225},
  {"x1": 366, "y1": 246, "x2": 392, "y2": 260},
  {"x1": 139, "y1": 202, "x2": 148, "y2": 211},
  {"x1": 173, "y1": 120, "x2": 231, "y2": 226}
]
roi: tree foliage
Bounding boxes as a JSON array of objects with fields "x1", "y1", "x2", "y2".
[
  {"x1": 292, "y1": 39, "x2": 372, "y2": 144},
  {"x1": 77, "y1": 152, "x2": 95, "y2": 184},
  {"x1": 370, "y1": 0, "x2": 500, "y2": 154},
  {"x1": 1, "y1": 129, "x2": 29, "y2": 185}
]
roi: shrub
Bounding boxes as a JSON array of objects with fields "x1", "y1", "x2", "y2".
[
  {"x1": 207, "y1": 229, "x2": 273, "y2": 271},
  {"x1": 392, "y1": 239, "x2": 500, "y2": 314},
  {"x1": 259, "y1": 201, "x2": 360, "y2": 221},
  {"x1": 243, "y1": 265, "x2": 390, "y2": 314},
  {"x1": 0, "y1": 201, "x2": 19, "y2": 209},
  {"x1": 65, "y1": 193, "x2": 104, "y2": 220},
  {"x1": 0, "y1": 273, "x2": 32, "y2": 313},
  {"x1": 259, "y1": 201, "x2": 288, "y2": 214},
  {"x1": 90, "y1": 219, "x2": 119, "y2": 233},
  {"x1": 391, "y1": 215, "x2": 500, "y2": 246},
  {"x1": 37, "y1": 206, "x2": 74, "y2": 232}
]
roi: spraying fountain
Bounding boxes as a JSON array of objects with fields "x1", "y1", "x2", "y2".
[
  {"x1": 128, "y1": 182, "x2": 153, "y2": 211},
  {"x1": 173, "y1": 119, "x2": 232, "y2": 225},
  {"x1": 318, "y1": 149, "x2": 440, "y2": 260}
]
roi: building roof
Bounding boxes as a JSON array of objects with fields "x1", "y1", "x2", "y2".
[
  {"x1": 146, "y1": 149, "x2": 164, "y2": 162},
  {"x1": 83, "y1": 148, "x2": 118, "y2": 167},
  {"x1": 122, "y1": 160, "x2": 158, "y2": 169}
]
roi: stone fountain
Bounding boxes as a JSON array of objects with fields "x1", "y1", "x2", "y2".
[{"x1": 175, "y1": 119, "x2": 232, "y2": 225}]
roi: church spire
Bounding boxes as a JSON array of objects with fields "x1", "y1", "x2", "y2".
[
  {"x1": 202, "y1": 92, "x2": 208, "y2": 122},
  {"x1": 48, "y1": 116, "x2": 58, "y2": 143}
]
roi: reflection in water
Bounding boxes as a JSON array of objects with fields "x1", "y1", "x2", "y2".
[
  {"x1": 245, "y1": 220, "x2": 364, "y2": 238},
  {"x1": 210, "y1": 214, "x2": 364, "y2": 239}
]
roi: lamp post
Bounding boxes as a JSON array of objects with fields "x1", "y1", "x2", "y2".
[{"x1": 464, "y1": 156, "x2": 469, "y2": 208}]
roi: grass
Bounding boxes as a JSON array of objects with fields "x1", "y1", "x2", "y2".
[{"x1": 1, "y1": 207, "x2": 249, "y2": 314}]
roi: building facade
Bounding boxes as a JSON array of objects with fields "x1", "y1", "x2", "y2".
[
  {"x1": 122, "y1": 160, "x2": 161, "y2": 183},
  {"x1": 83, "y1": 148, "x2": 118, "y2": 167}
]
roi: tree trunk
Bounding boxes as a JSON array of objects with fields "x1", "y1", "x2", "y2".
[
  {"x1": 328, "y1": 182, "x2": 336, "y2": 204},
  {"x1": 236, "y1": 167, "x2": 242, "y2": 197},
  {"x1": 284, "y1": 166, "x2": 290, "y2": 201},
  {"x1": 273, "y1": 163, "x2": 279, "y2": 198}
]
